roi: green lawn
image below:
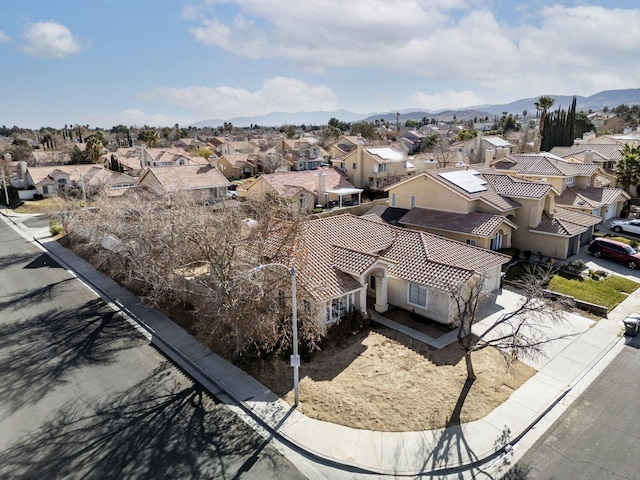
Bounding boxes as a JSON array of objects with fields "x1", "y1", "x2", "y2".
[
  {"x1": 547, "y1": 274, "x2": 639, "y2": 309},
  {"x1": 505, "y1": 261, "x2": 640, "y2": 310}
]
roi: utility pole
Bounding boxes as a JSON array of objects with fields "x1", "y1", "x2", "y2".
[{"x1": 1, "y1": 167, "x2": 9, "y2": 211}]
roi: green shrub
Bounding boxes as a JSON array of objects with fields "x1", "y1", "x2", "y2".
[
  {"x1": 49, "y1": 218, "x2": 63, "y2": 236},
  {"x1": 312, "y1": 208, "x2": 324, "y2": 214}
]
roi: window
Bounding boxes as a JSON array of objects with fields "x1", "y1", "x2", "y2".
[
  {"x1": 408, "y1": 283, "x2": 427, "y2": 307},
  {"x1": 352, "y1": 163, "x2": 357, "y2": 170},
  {"x1": 42, "y1": 185, "x2": 52, "y2": 194},
  {"x1": 466, "y1": 239, "x2": 477, "y2": 246},
  {"x1": 490, "y1": 233, "x2": 502, "y2": 251},
  {"x1": 326, "y1": 292, "x2": 355, "y2": 323},
  {"x1": 369, "y1": 275, "x2": 376, "y2": 290},
  {"x1": 410, "y1": 195, "x2": 416, "y2": 209},
  {"x1": 391, "y1": 193, "x2": 396, "y2": 207},
  {"x1": 566, "y1": 176, "x2": 574, "y2": 185},
  {"x1": 378, "y1": 163, "x2": 388, "y2": 173}
]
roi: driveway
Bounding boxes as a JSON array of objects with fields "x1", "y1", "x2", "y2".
[{"x1": 572, "y1": 231, "x2": 640, "y2": 283}]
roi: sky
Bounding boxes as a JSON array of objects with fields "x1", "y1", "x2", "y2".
[{"x1": 2, "y1": 0, "x2": 640, "y2": 129}]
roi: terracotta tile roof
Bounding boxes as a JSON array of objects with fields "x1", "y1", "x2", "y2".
[
  {"x1": 332, "y1": 245, "x2": 394, "y2": 276},
  {"x1": 531, "y1": 207, "x2": 600, "y2": 236},
  {"x1": 27, "y1": 164, "x2": 106, "y2": 185},
  {"x1": 483, "y1": 173, "x2": 554, "y2": 199},
  {"x1": 555, "y1": 186, "x2": 629, "y2": 209},
  {"x1": 144, "y1": 148, "x2": 208, "y2": 165},
  {"x1": 253, "y1": 166, "x2": 355, "y2": 196},
  {"x1": 399, "y1": 208, "x2": 516, "y2": 237},
  {"x1": 142, "y1": 165, "x2": 230, "y2": 191},
  {"x1": 292, "y1": 214, "x2": 510, "y2": 302},
  {"x1": 220, "y1": 153, "x2": 258, "y2": 168},
  {"x1": 497, "y1": 153, "x2": 604, "y2": 179},
  {"x1": 550, "y1": 144, "x2": 624, "y2": 162}
]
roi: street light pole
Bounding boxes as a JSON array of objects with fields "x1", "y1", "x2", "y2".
[
  {"x1": 255, "y1": 263, "x2": 299, "y2": 407},
  {"x1": 289, "y1": 266, "x2": 299, "y2": 407}
]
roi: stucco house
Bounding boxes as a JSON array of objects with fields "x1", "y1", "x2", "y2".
[
  {"x1": 137, "y1": 165, "x2": 231, "y2": 203},
  {"x1": 140, "y1": 147, "x2": 208, "y2": 168},
  {"x1": 386, "y1": 165, "x2": 602, "y2": 259},
  {"x1": 280, "y1": 214, "x2": 510, "y2": 325},
  {"x1": 14, "y1": 163, "x2": 137, "y2": 198},
  {"x1": 216, "y1": 153, "x2": 261, "y2": 179},
  {"x1": 493, "y1": 153, "x2": 629, "y2": 223},
  {"x1": 332, "y1": 143, "x2": 410, "y2": 190},
  {"x1": 242, "y1": 166, "x2": 362, "y2": 209},
  {"x1": 275, "y1": 136, "x2": 329, "y2": 171}
]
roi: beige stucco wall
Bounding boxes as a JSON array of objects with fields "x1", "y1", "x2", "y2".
[
  {"x1": 386, "y1": 277, "x2": 452, "y2": 324},
  {"x1": 515, "y1": 231, "x2": 570, "y2": 259},
  {"x1": 388, "y1": 176, "x2": 473, "y2": 213}
]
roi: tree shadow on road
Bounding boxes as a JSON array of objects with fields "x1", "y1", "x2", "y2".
[
  {"x1": 0, "y1": 277, "x2": 74, "y2": 311},
  {"x1": 417, "y1": 378, "x2": 515, "y2": 479},
  {"x1": 0, "y1": 298, "x2": 145, "y2": 415},
  {"x1": 0, "y1": 363, "x2": 287, "y2": 480}
]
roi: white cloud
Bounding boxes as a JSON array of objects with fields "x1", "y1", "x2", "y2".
[
  {"x1": 83, "y1": 109, "x2": 191, "y2": 128},
  {"x1": 0, "y1": 31, "x2": 9, "y2": 43},
  {"x1": 21, "y1": 22, "x2": 84, "y2": 59},
  {"x1": 184, "y1": 1, "x2": 640, "y2": 101},
  {"x1": 139, "y1": 77, "x2": 339, "y2": 118},
  {"x1": 408, "y1": 90, "x2": 485, "y2": 111}
]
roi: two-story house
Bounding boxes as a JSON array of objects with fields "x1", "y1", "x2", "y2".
[
  {"x1": 333, "y1": 143, "x2": 409, "y2": 190},
  {"x1": 493, "y1": 153, "x2": 628, "y2": 222},
  {"x1": 386, "y1": 165, "x2": 601, "y2": 259}
]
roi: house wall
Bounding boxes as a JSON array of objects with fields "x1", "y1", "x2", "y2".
[
  {"x1": 386, "y1": 277, "x2": 452, "y2": 324},
  {"x1": 388, "y1": 176, "x2": 472, "y2": 213},
  {"x1": 217, "y1": 157, "x2": 241, "y2": 179},
  {"x1": 517, "y1": 232, "x2": 569, "y2": 259}
]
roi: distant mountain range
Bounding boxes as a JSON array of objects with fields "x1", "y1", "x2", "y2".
[{"x1": 191, "y1": 88, "x2": 640, "y2": 128}]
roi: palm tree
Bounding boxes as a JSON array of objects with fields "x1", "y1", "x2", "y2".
[
  {"x1": 85, "y1": 134, "x2": 104, "y2": 164},
  {"x1": 535, "y1": 96, "x2": 555, "y2": 151},
  {"x1": 615, "y1": 143, "x2": 640, "y2": 193}
]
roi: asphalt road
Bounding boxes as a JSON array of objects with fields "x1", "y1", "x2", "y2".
[
  {"x1": 508, "y1": 337, "x2": 640, "y2": 480},
  {"x1": 0, "y1": 219, "x2": 307, "y2": 480}
]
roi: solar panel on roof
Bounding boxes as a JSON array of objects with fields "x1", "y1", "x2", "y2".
[{"x1": 439, "y1": 170, "x2": 487, "y2": 193}]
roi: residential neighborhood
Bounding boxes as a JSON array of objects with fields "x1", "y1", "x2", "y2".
[{"x1": 3, "y1": 2, "x2": 640, "y2": 477}]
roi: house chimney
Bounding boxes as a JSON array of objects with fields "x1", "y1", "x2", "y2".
[
  {"x1": 485, "y1": 148, "x2": 494, "y2": 167},
  {"x1": 19, "y1": 161, "x2": 28, "y2": 188},
  {"x1": 584, "y1": 149, "x2": 594, "y2": 164},
  {"x1": 316, "y1": 171, "x2": 327, "y2": 207}
]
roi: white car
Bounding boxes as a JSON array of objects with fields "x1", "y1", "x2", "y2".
[{"x1": 610, "y1": 219, "x2": 640, "y2": 235}]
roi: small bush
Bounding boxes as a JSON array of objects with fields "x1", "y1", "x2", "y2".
[
  {"x1": 570, "y1": 259, "x2": 586, "y2": 272},
  {"x1": 326, "y1": 310, "x2": 370, "y2": 345},
  {"x1": 49, "y1": 218, "x2": 63, "y2": 236},
  {"x1": 312, "y1": 208, "x2": 324, "y2": 214}
]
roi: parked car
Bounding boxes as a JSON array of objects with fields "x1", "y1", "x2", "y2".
[
  {"x1": 610, "y1": 219, "x2": 640, "y2": 235},
  {"x1": 227, "y1": 184, "x2": 238, "y2": 199},
  {"x1": 588, "y1": 237, "x2": 640, "y2": 269}
]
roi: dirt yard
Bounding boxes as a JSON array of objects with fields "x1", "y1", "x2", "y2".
[{"x1": 251, "y1": 319, "x2": 536, "y2": 432}]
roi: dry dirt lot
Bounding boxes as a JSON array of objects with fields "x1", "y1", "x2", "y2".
[{"x1": 250, "y1": 313, "x2": 536, "y2": 432}]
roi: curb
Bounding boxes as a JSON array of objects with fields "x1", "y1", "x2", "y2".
[{"x1": 28, "y1": 233, "x2": 625, "y2": 477}]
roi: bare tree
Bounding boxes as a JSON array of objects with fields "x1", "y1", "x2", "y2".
[
  {"x1": 450, "y1": 264, "x2": 572, "y2": 381},
  {"x1": 63, "y1": 190, "x2": 323, "y2": 359}
]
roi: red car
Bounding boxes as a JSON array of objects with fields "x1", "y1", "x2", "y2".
[{"x1": 588, "y1": 237, "x2": 640, "y2": 270}]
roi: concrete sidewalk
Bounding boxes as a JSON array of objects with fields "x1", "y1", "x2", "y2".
[{"x1": 7, "y1": 213, "x2": 635, "y2": 476}]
